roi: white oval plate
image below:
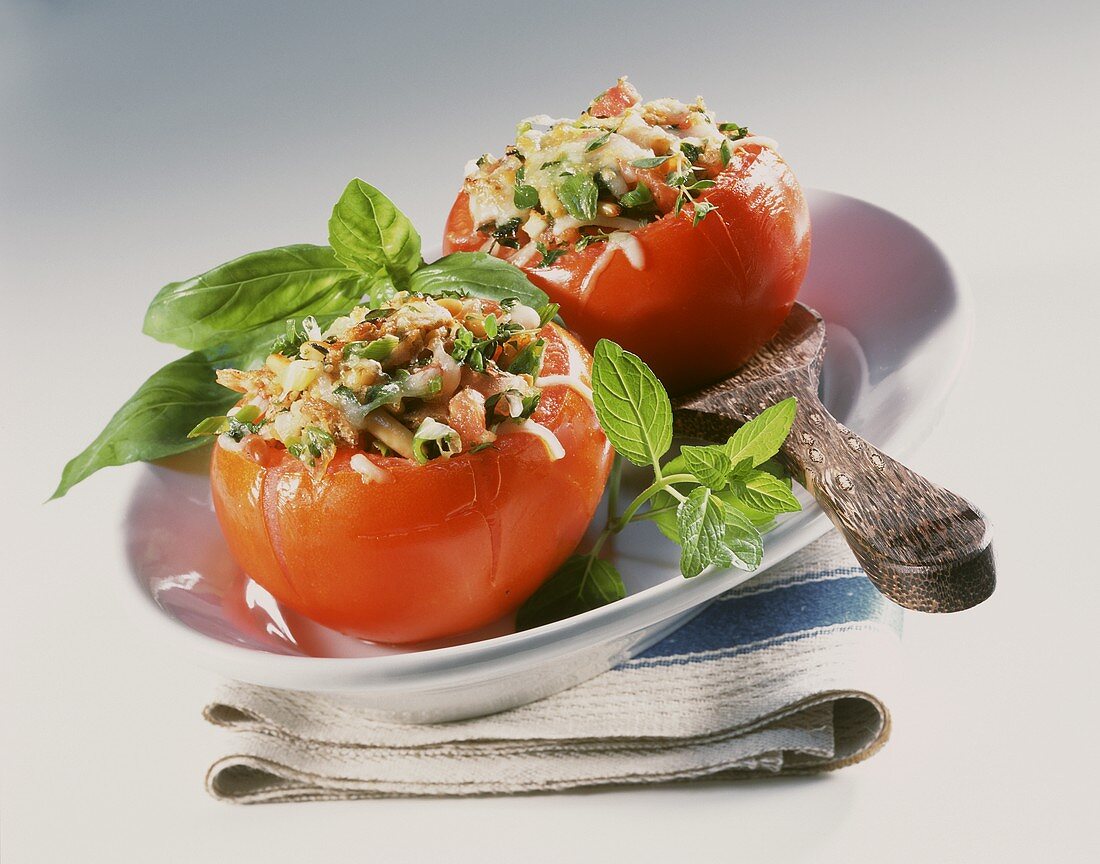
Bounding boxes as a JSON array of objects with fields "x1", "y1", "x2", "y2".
[{"x1": 123, "y1": 189, "x2": 970, "y2": 722}]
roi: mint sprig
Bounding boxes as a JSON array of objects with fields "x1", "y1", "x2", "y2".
[{"x1": 516, "y1": 341, "x2": 800, "y2": 630}]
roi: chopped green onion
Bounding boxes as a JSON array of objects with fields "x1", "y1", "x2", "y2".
[
  {"x1": 187, "y1": 415, "x2": 229, "y2": 438},
  {"x1": 343, "y1": 334, "x2": 399, "y2": 362},
  {"x1": 412, "y1": 418, "x2": 462, "y2": 464},
  {"x1": 231, "y1": 404, "x2": 262, "y2": 424},
  {"x1": 537, "y1": 303, "x2": 560, "y2": 327}
]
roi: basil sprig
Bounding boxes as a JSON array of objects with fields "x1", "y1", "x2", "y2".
[
  {"x1": 516, "y1": 342, "x2": 800, "y2": 630},
  {"x1": 55, "y1": 178, "x2": 549, "y2": 497}
]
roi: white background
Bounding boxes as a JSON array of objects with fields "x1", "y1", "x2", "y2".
[{"x1": 3, "y1": 1, "x2": 1098, "y2": 861}]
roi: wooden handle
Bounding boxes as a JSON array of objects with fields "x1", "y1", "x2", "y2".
[{"x1": 779, "y1": 385, "x2": 995, "y2": 612}]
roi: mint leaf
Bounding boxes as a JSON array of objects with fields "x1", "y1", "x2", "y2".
[
  {"x1": 515, "y1": 554, "x2": 626, "y2": 630},
  {"x1": 409, "y1": 252, "x2": 549, "y2": 309},
  {"x1": 725, "y1": 397, "x2": 798, "y2": 467},
  {"x1": 728, "y1": 456, "x2": 754, "y2": 481},
  {"x1": 557, "y1": 173, "x2": 598, "y2": 221},
  {"x1": 722, "y1": 506, "x2": 764, "y2": 570},
  {"x1": 328, "y1": 179, "x2": 422, "y2": 281},
  {"x1": 680, "y1": 444, "x2": 732, "y2": 490},
  {"x1": 143, "y1": 245, "x2": 367, "y2": 351},
  {"x1": 676, "y1": 487, "x2": 728, "y2": 578},
  {"x1": 591, "y1": 339, "x2": 672, "y2": 467},
  {"x1": 733, "y1": 470, "x2": 802, "y2": 514}
]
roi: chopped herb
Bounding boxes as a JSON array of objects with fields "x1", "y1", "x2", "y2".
[
  {"x1": 270, "y1": 319, "x2": 307, "y2": 356},
  {"x1": 485, "y1": 389, "x2": 541, "y2": 422},
  {"x1": 535, "y1": 242, "x2": 568, "y2": 268},
  {"x1": 720, "y1": 138, "x2": 732, "y2": 166},
  {"x1": 680, "y1": 142, "x2": 702, "y2": 162},
  {"x1": 585, "y1": 131, "x2": 611, "y2": 152},
  {"x1": 508, "y1": 338, "x2": 545, "y2": 376},
  {"x1": 513, "y1": 167, "x2": 540, "y2": 209},
  {"x1": 630, "y1": 155, "x2": 673, "y2": 169},
  {"x1": 719, "y1": 122, "x2": 749, "y2": 140},
  {"x1": 575, "y1": 232, "x2": 611, "y2": 252},
  {"x1": 619, "y1": 182, "x2": 654, "y2": 209},
  {"x1": 469, "y1": 441, "x2": 497, "y2": 453},
  {"x1": 540, "y1": 157, "x2": 564, "y2": 171},
  {"x1": 491, "y1": 217, "x2": 522, "y2": 250},
  {"x1": 692, "y1": 201, "x2": 717, "y2": 227},
  {"x1": 484, "y1": 313, "x2": 499, "y2": 339},
  {"x1": 557, "y1": 173, "x2": 598, "y2": 221},
  {"x1": 287, "y1": 426, "x2": 334, "y2": 461}
]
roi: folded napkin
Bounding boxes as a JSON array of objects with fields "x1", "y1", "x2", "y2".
[{"x1": 205, "y1": 532, "x2": 902, "y2": 803}]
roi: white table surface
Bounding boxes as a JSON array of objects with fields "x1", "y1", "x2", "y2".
[{"x1": 4, "y1": 1, "x2": 1098, "y2": 861}]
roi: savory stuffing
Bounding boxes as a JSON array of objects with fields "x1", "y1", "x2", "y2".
[
  {"x1": 190, "y1": 293, "x2": 560, "y2": 476},
  {"x1": 461, "y1": 77, "x2": 777, "y2": 265}
]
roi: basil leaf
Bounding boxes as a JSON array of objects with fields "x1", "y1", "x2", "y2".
[
  {"x1": 558, "y1": 173, "x2": 598, "y2": 221},
  {"x1": 733, "y1": 470, "x2": 802, "y2": 514},
  {"x1": 409, "y1": 252, "x2": 549, "y2": 309},
  {"x1": 328, "y1": 178, "x2": 423, "y2": 281},
  {"x1": 591, "y1": 339, "x2": 672, "y2": 467},
  {"x1": 515, "y1": 554, "x2": 626, "y2": 631},
  {"x1": 54, "y1": 354, "x2": 236, "y2": 498},
  {"x1": 680, "y1": 444, "x2": 732, "y2": 490},
  {"x1": 143, "y1": 245, "x2": 366, "y2": 351},
  {"x1": 725, "y1": 397, "x2": 798, "y2": 467},
  {"x1": 630, "y1": 155, "x2": 673, "y2": 169},
  {"x1": 722, "y1": 506, "x2": 764, "y2": 570},
  {"x1": 676, "y1": 487, "x2": 729, "y2": 578}
]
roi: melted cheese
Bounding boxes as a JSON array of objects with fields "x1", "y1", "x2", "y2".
[
  {"x1": 349, "y1": 452, "x2": 393, "y2": 484},
  {"x1": 497, "y1": 419, "x2": 566, "y2": 460}
]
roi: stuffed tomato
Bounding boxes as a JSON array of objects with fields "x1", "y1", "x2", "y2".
[
  {"x1": 203, "y1": 293, "x2": 612, "y2": 644},
  {"x1": 443, "y1": 78, "x2": 811, "y2": 394}
]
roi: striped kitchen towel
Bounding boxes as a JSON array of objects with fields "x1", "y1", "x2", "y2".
[{"x1": 204, "y1": 531, "x2": 903, "y2": 802}]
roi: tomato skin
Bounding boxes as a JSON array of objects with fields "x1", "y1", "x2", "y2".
[
  {"x1": 210, "y1": 325, "x2": 612, "y2": 645},
  {"x1": 443, "y1": 145, "x2": 811, "y2": 395}
]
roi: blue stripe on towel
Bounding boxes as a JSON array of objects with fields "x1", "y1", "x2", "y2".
[{"x1": 633, "y1": 568, "x2": 902, "y2": 663}]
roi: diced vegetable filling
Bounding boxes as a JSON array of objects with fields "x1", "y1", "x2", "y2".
[
  {"x1": 462, "y1": 77, "x2": 772, "y2": 263},
  {"x1": 192, "y1": 293, "x2": 559, "y2": 475}
]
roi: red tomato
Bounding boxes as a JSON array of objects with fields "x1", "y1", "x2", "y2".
[
  {"x1": 443, "y1": 144, "x2": 811, "y2": 395},
  {"x1": 588, "y1": 79, "x2": 641, "y2": 118},
  {"x1": 210, "y1": 324, "x2": 612, "y2": 644}
]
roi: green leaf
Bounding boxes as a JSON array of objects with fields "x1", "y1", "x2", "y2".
[
  {"x1": 515, "y1": 554, "x2": 626, "y2": 630},
  {"x1": 585, "y1": 131, "x2": 611, "y2": 152},
  {"x1": 722, "y1": 506, "x2": 764, "y2": 570},
  {"x1": 725, "y1": 397, "x2": 798, "y2": 467},
  {"x1": 508, "y1": 338, "x2": 544, "y2": 377},
  {"x1": 649, "y1": 452, "x2": 779, "y2": 543},
  {"x1": 53, "y1": 351, "x2": 244, "y2": 499},
  {"x1": 733, "y1": 470, "x2": 802, "y2": 514},
  {"x1": 591, "y1": 339, "x2": 672, "y2": 467},
  {"x1": 328, "y1": 178, "x2": 423, "y2": 280},
  {"x1": 630, "y1": 155, "x2": 673, "y2": 169},
  {"x1": 619, "y1": 182, "x2": 654, "y2": 209},
  {"x1": 409, "y1": 252, "x2": 549, "y2": 309},
  {"x1": 557, "y1": 173, "x2": 598, "y2": 221},
  {"x1": 680, "y1": 444, "x2": 732, "y2": 490},
  {"x1": 143, "y1": 245, "x2": 367, "y2": 351},
  {"x1": 676, "y1": 487, "x2": 728, "y2": 578},
  {"x1": 514, "y1": 183, "x2": 540, "y2": 209}
]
